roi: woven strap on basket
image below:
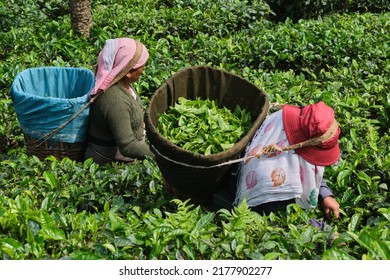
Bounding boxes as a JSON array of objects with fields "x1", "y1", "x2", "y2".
[
  {"x1": 31, "y1": 41, "x2": 144, "y2": 147},
  {"x1": 151, "y1": 104, "x2": 340, "y2": 169}
]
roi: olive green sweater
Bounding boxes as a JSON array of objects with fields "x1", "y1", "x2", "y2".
[{"x1": 88, "y1": 84, "x2": 154, "y2": 159}]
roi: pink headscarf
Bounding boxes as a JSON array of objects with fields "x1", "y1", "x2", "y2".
[{"x1": 90, "y1": 38, "x2": 149, "y2": 96}]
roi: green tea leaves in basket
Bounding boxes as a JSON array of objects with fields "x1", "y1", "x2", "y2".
[{"x1": 157, "y1": 97, "x2": 252, "y2": 155}]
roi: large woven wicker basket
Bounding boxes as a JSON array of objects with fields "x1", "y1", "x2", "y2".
[
  {"x1": 24, "y1": 136, "x2": 87, "y2": 161},
  {"x1": 10, "y1": 67, "x2": 95, "y2": 161},
  {"x1": 145, "y1": 66, "x2": 269, "y2": 205}
]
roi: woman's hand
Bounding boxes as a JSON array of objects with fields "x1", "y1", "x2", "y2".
[{"x1": 321, "y1": 196, "x2": 340, "y2": 221}]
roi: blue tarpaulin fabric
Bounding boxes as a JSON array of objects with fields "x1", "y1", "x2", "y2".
[{"x1": 10, "y1": 67, "x2": 95, "y2": 143}]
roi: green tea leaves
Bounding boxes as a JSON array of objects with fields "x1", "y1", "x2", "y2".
[{"x1": 158, "y1": 97, "x2": 252, "y2": 155}]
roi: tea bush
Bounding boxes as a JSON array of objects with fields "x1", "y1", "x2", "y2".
[
  {"x1": 267, "y1": 0, "x2": 390, "y2": 22},
  {"x1": 0, "y1": 0, "x2": 389, "y2": 260}
]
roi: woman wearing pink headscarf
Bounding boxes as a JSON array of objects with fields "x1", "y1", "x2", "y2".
[{"x1": 84, "y1": 38, "x2": 155, "y2": 165}]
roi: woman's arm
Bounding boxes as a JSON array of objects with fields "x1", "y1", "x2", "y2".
[{"x1": 319, "y1": 180, "x2": 340, "y2": 221}]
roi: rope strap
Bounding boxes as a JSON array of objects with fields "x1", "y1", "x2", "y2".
[{"x1": 152, "y1": 119, "x2": 339, "y2": 169}]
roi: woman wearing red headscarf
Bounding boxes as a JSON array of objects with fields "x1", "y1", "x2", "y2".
[
  {"x1": 212, "y1": 101, "x2": 341, "y2": 236},
  {"x1": 237, "y1": 101, "x2": 340, "y2": 212},
  {"x1": 84, "y1": 38, "x2": 155, "y2": 165}
]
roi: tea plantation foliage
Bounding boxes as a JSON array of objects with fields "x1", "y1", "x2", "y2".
[{"x1": 0, "y1": 0, "x2": 389, "y2": 260}]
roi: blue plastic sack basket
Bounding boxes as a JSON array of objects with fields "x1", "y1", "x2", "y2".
[{"x1": 10, "y1": 67, "x2": 95, "y2": 143}]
